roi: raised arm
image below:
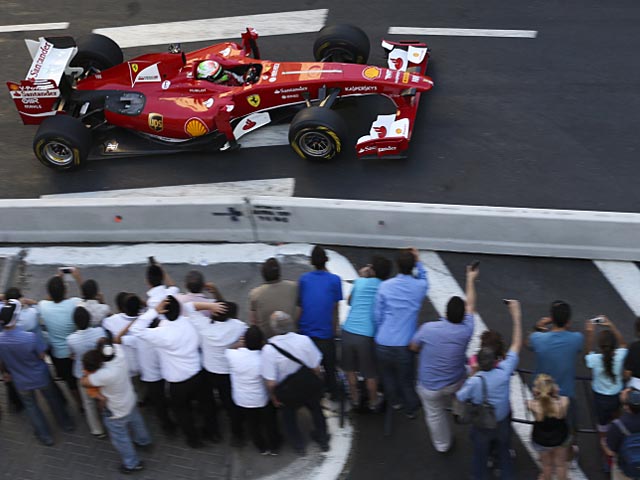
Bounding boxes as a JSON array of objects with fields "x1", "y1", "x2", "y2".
[
  {"x1": 584, "y1": 319, "x2": 596, "y2": 353},
  {"x1": 506, "y1": 299, "x2": 522, "y2": 353},
  {"x1": 465, "y1": 264, "x2": 479, "y2": 314},
  {"x1": 601, "y1": 315, "x2": 627, "y2": 348},
  {"x1": 191, "y1": 301, "x2": 228, "y2": 316}
]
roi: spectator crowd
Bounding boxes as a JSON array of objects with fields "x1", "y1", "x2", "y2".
[{"x1": 0, "y1": 245, "x2": 639, "y2": 479}]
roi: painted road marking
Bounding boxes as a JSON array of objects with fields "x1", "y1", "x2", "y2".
[
  {"x1": 0, "y1": 22, "x2": 69, "y2": 33},
  {"x1": 41, "y1": 178, "x2": 295, "y2": 199},
  {"x1": 595, "y1": 260, "x2": 640, "y2": 316},
  {"x1": 93, "y1": 9, "x2": 328, "y2": 48},
  {"x1": 388, "y1": 27, "x2": 537, "y2": 38},
  {"x1": 419, "y1": 251, "x2": 588, "y2": 480}
]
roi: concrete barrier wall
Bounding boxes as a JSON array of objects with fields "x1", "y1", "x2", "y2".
[{"x1": 2, "y1": 196, "x2": 640, "y2": 260}]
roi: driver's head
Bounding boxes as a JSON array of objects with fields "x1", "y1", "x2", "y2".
[{"x1": 197, "y1": 60, "x2": 222, "y2": 81}]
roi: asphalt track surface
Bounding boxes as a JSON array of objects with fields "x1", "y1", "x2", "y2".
[{"x1": 0, "y1": 0, "x2": 638, "y2": 212}]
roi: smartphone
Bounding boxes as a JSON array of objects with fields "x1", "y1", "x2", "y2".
[
  {"x1": 148, "y1": 256, "x2": 156, "y2": 265},
  {"x1": 59, "y1": 267, "x2": 73, "y2": 274},
  {"x1": 590, "y1": 316, "x2": 605, "y2": 324},
  {"x1": 502, "y1": 299, "x2": 511, "y2": 305},
  {"x1": 470, "y1": 260, "x2": 480, "y2": 271}
]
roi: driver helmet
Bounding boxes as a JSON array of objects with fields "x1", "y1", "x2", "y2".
[{"x1": 197, "y1": 60, "x2": 223, "y2": 80}]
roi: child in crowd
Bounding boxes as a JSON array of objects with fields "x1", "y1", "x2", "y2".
[
  {"x1": 528, "y1": 374, "x2": 570, "y2": 480},
  {"x1": 584, "y1": 315, "x2": 628, "y2": 473}
]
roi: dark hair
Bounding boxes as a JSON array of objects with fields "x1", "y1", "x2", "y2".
[
  {"x1": 82, "y1": 349, "x2": 104, "y2": 373},
  {"x1": 123, "y1": 294, "x2": 142, "y2": 317},
  {"x1": 372, "y1": 256, "x2": 392, "y2": 280},
  {"x1": 477, "y1": 347, "x2": 497, "y2": 372},
  {"x1": 4, "y1": 287, "x2": 21, "y2": 300},
  {"x1": 212, "y1": 301, "x2": 238, "y2": 322},
  {"x1": 599, "y1": 329, "x2": 618, "y2": 382},
  {"x1": 396, "y1": 249, "x2": 415, "y2": 275},
  {"x1": 480, "y1": 330, "x2": 506, "y2": 360},
  {"x1": 630, "y1": 404, "x2": 640, "y2": 415},
  {"x1": 446, "y1": 296, "x2": 465, "y2": 324},
  {"x1": 185, "y1": 270, "x2": 204, "y2": 293},
  {"x1": 81, "y1": 279, "x2": 98, "y2": 300},
  {"x1": 311, "y1": 246, "x2": 328, "y2": 269},
  {"x1": 245, "y1": 325, "x2": 264, "y2": 350},
  {"x1": 47, "y1": 276, "x2": 66, "y2": 303},
  {"x1": 115, "y1": 292, "x2": 129, "y2": 313},
  {"x1": 73, "y1": 306, "x2": 91, "y2": 330},
  {"x1": 146, "y1": 264, "x2": 164, "y2": 287},
  {"x1": 550, "y1": 300, "x2": 571, "y2": 328},
  {"x1": 165, "y1": 296, "x2": 181, "y2": 321},
  {"x1": 262, "y1": 257, "x2": 281, "y2": 282}
]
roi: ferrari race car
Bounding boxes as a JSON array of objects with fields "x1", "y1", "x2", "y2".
[{"x1": 7, "y1": 24, "x2": 433, "y2": 171}]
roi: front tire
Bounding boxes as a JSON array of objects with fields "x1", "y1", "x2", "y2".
[
  {"x1": 33, "y1": 115, "x2": 92, "y2": 171},
  {"x1": 289, "y1": 107, "x2": 347, "y2": 160},
  {"x1": 313, "y1": 24, "x2": 370, "y2": 64},
  {"x1": 70, "y1": 33, "x2": 123, "y2": 75}
]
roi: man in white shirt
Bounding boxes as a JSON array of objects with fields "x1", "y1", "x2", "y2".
[
  {"x1": 81, "y1": 343, "x2": 151, "y2": 474},
  {"x1": 114, "y1": 294, "x2": 176, "y2": 434},
  {"x1": 102, "y1": 294, "x2": 141, "y2": 377},
  {"x1": 226, "y1": 325, "x2": 282, "y2": 454},
  {"x1": 129, "y1": 296, "x2": 220, "y2": 448},
  {"x1": 261, "y1": 311, "x2": 329, "y2": 454},
  {"x1": 145, "y1": 263, "x2": 179, "y2": 308},
  {"x1": 190, "y1": 301, "x2": 247, "y2": 446},
  {"x1": 177, "y1": 270, "x2": 223, "y2": 318}
]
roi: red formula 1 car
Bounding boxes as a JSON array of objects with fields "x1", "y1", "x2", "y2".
[{"x1": 7, "y1": 25, "x2": 433, "y2": 171}]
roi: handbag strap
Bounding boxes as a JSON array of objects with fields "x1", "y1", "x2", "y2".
[
  {"x1": 477, "y1": 374, "x2": 489, "y2": 403},
  {"x1": 268, "y1": 342, "x2": 307, "y2": 367}
]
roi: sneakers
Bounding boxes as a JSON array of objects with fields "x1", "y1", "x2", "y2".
[
  {"x1": 92, "y1": 432, "x2": 108, "y2": 440},
  {"x1": 120, "y1": 462, "x2": 144, "y2": 474}
]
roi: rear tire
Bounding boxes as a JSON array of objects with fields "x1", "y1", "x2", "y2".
[
  {"x1": 289, "y1": 107, "x2": 347, "y2": 160},
  {"x1": 71, "y1": 33, "x2": 123, "y2": 74},
  {"x1": 313, "y1": 24, "x2": 370, "y2": 64},
  {"x1": 33, "y1": 115, "x2": 92, "y2": 171}
]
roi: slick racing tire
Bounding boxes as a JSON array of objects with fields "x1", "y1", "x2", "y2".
[
  {"x1": 71, "y1": 33, "x2": 124, "y2": 75},
  {"x1": 33, "y1": 115, "x2": 92, "y2": 171},
  {"x1": 289, "y1": 107, "x2": 348, "y2": 160},
  {"x1": 313, "y1": 24, "x2": 370, "y2": 64}
]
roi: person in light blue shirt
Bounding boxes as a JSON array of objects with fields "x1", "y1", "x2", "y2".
[
  {"x1": 67, "y1": 305, "x2": 106, "y2": 437},
  {"x1": 342, "y1": 256, "x2": 392, "y2": 410},
  {"x1": 374, "y1": 248, "x2": 428, "y2": 418},
  {"x1": 584, "y1": 316, "x2": 628, "y2": 472},
  {"x1": 456, "y1": 299, "x2": 522, "y2": 480},
  {"x1": 410, "y1": 264, "x2": 476, "y2": 452}
]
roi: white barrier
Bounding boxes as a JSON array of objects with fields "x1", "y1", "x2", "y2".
[{"x1": 1, "y1": 196, "x2": 640, "y2": 260}]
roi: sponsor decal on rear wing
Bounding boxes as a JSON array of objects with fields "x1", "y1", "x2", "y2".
[{"x1": 7, "y1": 79, "x2": 61, "y2": 125}]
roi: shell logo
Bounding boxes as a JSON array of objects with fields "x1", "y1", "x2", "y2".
[
  {"x1": 413, "y1": 52, "x2": 420, "y2": 58},
  {"x1": 395, "y1": 128, "x2": 403, "y2": 134},
  {"x1": 184, "y1": 117, "x2": 209, "y2": 137},
  {"x1": 362, "y1": 66, "x2": 381, "y2": 80},
  {"x1": 8, "y1": 83, "x2": 19, "y2": 91}
]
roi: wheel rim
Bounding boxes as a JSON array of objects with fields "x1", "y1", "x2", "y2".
[
  {"x1": 321, "y1": 47, "x2": 357, "y2": 63},
  {"x1": 43, "y1": 142, "x2": 74, "y2": 166},
  {"x1": 298, "y1": 130, "x2": 334, "y2": 157}
]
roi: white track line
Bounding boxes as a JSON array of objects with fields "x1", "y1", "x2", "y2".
[
  {"x1": 419, "y1": 251, "x2": 587, "y2": 480},
  {"x1": 0, "y1": 22, "x2": 69, "y2": 33},
  {"x1": 93, "y1": 9, "x2": 328, "y2": 48},
  {"x1": 388, "y1": 27, "x2": 537, "y2": 38},
  {"x1": 594, "y1": 260, "x2": 640, "y2": 316}
]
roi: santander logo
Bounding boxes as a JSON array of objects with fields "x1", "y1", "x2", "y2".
[
  {"x1": 373, "y1": 126, "x2": 387, "y2": 138},
  {"x1": 392, "y1": 57, "x2": 404, "y2": 70},
  {"x1": 243, "y1": 119, "x2": 257, "y2": 130}
]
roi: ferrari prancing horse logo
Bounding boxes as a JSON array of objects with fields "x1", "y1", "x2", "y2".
[
  {"x1": 131, "y1": 63, "x2": 139, "y2": 73},
  {"x1": 247, "y1": 94, "x2": 261, "y2": 108}
]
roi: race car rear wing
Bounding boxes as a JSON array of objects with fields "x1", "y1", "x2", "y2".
[
  {"x1": 356, "y1": 39, "x2": 432, "y2": 159},
  {"x1": 6, "y1": 37, "x2": 80, "y2": 125}
]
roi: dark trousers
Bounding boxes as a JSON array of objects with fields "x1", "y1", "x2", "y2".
[
  {"x1": 375, "y1": 344, "x2": 419, "y2": 413},
  {"x1": 471, "y1": 416, "x2": 513, "y2": 480},
  {"x1": 51, "y1": 356, "x2": 78, "y2": 391},
  {"x1": 204, "y1": 371, "x2": 240, "y2": 439},
  {"x1": 6, "y1": 380, "x2": 24, "y2": 410},
  {"x1": 281, "y1": 396, "x2": 328, "y2": 451},
  {"x1": 143, "y1": 379, "x2": 173, "y2": 428},
  {"x1": 235, "y1": 403, "x2": 281, "y2": 452},
  {"x1": 311, "y1": 338, "x2": 338, "y2": 398},
  {"x1": 169, "y1": 370, "x2": 218, "y2": 445}
]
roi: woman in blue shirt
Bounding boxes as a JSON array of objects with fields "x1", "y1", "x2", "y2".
[
  {"x1": 342, "y1": 256, "x2": 391, "y2": 411},
  {"x1": 584, "y1": 316, "x2": 627, "y2": 473}
]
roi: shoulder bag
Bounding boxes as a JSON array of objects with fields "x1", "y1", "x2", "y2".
[
  {"x1": 452, "y1": 375, "x2": 497, "y2": 429},
  {"x1": 268, "y1": 342, "x2": 324, "y2": 408}
]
